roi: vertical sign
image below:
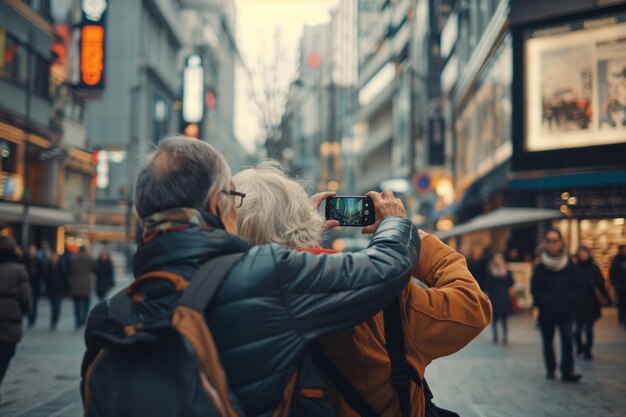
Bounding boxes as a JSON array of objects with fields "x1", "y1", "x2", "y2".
[
  {"x1": 79, "y1": 0, "x2": 107, "y2": 92},
  {"x1": 181, "y1": 54, "x2": 204, "y2": 139}
]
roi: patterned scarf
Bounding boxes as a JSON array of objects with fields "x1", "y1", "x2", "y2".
[{"x1": 141, "y1": 208, "x2": 219, "y2": 243}]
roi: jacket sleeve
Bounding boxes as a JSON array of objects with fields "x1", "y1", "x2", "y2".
[
  {"x1": 404, "y1": 235, "x2": 492, "y2": 360},
  {"x1": 275, "y1": 217, "x2": 420, "y2": 340},
  {"x1": 531, "y1": 266, "x2": 545, "y2": 308}
]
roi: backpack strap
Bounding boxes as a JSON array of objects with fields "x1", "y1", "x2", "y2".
[
  {"x1": 311, "y1": 342, "x2": 379, "y2": 417},
  {"x1": 383, "y1": 296, "x2": 421, "y2": 417},
  {"x1": 178, "y1": 253, "x2": 245, "y2": 312}
]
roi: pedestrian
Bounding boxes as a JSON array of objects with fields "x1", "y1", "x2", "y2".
[
  {"x1": 68, "y1": 246, "x2": 93, "y2": 328},
  {"x1": 485, "y1": 253, "x2": 514, "y2": 345},
  {"x1": 0, "y1": 235, "x2": 31, "y2": 405},
  {"x1": 467, "y1": 246, "x2": 490, "y2": 291},
  {"x1": 81, "y1": 136, "x2": 420, "y2": 417},
  {"x1": 44, "y1": 253, "x2": 67, "y2": 330},
  {"x1": 232, "y1": 162, "x2": 492, "y2": 417},
  {"x1": 574, "y1": 246, "x2": 610, "y2": 360},
  {"x1": 25, "y1": 245, "x2": 40, "y2": 327},
  {"x1": 610, "y1": 244, "x2": 626, "y2": 327},
  {"x1": 531, "y1": 229, "x2": 581, "y2": 382},
  {"x1": 94, "y1": 250, "x2": 115, "y2": 301}
]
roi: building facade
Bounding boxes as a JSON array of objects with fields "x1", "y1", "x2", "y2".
[
  {"x1": 438, "y1": 0, "x2": 626, "y2": 274},
  {"x1": 0, "y1": 0, "x2": 95, "y2": 250}
]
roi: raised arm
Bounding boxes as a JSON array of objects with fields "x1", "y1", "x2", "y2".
[
  {"x1": 404, "y1": 234, "x2": 492, "y2": 360},
  {"x1": 276, "y1": 216, "x2": 420, "y2": 340}
]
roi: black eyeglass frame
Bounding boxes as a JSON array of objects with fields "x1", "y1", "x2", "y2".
[{"x1": 222, "y1": 190, "x2": 246, "y2": 208}]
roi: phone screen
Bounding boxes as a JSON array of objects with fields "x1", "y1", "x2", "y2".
[{"x1": 325, "y1": 196, "x2": 375, "y2": 226}]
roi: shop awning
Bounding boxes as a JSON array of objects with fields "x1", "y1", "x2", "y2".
[{"x1": 436, "y1": 207, "x2": 564, "y2": 240}]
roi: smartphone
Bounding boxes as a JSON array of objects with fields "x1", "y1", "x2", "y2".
[{"x1": 325, "y1": 196, "x2": 375, "y2": 227}]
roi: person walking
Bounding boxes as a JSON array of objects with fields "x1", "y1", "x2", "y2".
[
  {"x1": 485, "y1": 253, "x2": 514, "y2": 345},
  {"x1": 25, "y1": 245, "x2": 41, "y2": 327},
  {"x1": 94, "y1": 250, "x2": 115, "y2": 301},
  {"x1": 68, "y1": 246, "x2": 93, "y2": 328},
  {"x1": 467, "y1": 246, "x2": 490, "y2": 291},
  {"x1": 0, "y1": 235, "x2": 31, "y2": 404},
  {"x1": 531, "y1": 229, "x2": 581, "y2": 382},
  {"x1": 44, "y1": 253, "x2": 67, "y2": 330},
  {"x1": 574, "y1": 246, "x2": 611, "y2": 360},
  {"x1": 610, "y1": 244, "x2": 626, "y2": 327}
]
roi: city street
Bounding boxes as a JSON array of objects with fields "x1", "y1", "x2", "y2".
[{"x1": 1, "y1": 286, "x2": 625, "y2": 417}]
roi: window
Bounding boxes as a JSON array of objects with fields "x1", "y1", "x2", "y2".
[
  {"x1": 1, "y1": 34, "x2": 50, "y2": 98},
  {"x1": 32, "y1": 54, "x2": 50, "y2": 97},
  {"x1": 0, "y1": 140, "x2": 18, "y2": 174},
  {"x1": 2, "y1": 35, "x2": 29, "y2": 85},
  {"x1": 152, "y1": 95, "x2": 170, "y2": 143}
]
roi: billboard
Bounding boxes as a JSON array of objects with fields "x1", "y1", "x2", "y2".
[{"x1": 524, "y1": 11, "x2": 626, "y2": 152}]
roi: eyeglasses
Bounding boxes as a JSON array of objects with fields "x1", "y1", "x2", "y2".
[
  {"x1": 545, "y1": 239, "x2": 561, "y2": 244},
  {"x1": 222, "y1": 190, "x2": 246, "y2": 208}
]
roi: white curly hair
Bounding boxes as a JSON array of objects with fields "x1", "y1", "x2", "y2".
[{"x1": 233, "y1": 161, "x2": 324, "y2": 249}]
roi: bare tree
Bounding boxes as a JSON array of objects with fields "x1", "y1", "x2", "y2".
[{"x1": 249, "y1": 28, "x2": 290, "y2": 145}]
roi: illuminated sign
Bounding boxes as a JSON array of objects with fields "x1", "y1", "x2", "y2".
[
  {"x1": 81, "y1": 25, "x2": 104, "y2": 86},
  {"x1": 0, "y1": 172, "x2": 24, "y2": 202},
  {"x1": 182, "y1": 55, "x2": 204, "y2": 123},
  {"x1": 78, "y1": 0, "x2": 106, "y2": 92},
  {"x1": 82, "y1": 0, "x2": 108, "y2": 22}
]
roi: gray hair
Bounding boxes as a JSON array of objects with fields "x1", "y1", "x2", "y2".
[
  {"x1": 134, "y1": 135, "x2": 232, "y2": 219},
  {"x1": 233, "y1": 161, "x2": 324, "y2": 249}
]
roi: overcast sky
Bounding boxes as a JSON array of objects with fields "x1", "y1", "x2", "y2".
[{"x1": 234, "y1": 0, "x2": 337, "y2": 153}]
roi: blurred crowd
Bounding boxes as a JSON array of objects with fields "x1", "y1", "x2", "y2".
[{"x1": 467, "y1": 233, "x2": 625, "y2": 381}]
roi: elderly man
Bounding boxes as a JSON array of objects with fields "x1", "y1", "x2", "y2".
[{"x1": 81, "y1": 135, "x2": 420, "y2": 417}]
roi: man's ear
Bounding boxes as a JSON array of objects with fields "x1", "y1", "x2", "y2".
[{"x1": 207, "y1": 192, "x2": 220, "y2": 216}]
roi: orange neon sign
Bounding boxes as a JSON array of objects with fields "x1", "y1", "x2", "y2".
[{"x1": 81, "y1": 25, "x2": 104, "y2": 86}]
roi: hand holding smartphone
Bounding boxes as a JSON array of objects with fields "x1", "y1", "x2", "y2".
[{"x1": 324, "y1": 196, "x2": 375, "y2": 227}]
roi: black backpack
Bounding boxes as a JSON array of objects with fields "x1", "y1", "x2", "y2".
[
  {"x1": 313, "y1": 297, "x2": 459, "y2": 417},
  {"x1": 82, "y1": 254, "x2": 246, "y2": 417}
]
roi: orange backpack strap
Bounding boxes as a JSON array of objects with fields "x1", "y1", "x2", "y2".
[
  {"x1": 128, "y1": 271, "x2": 190, "y2": 303},
  {"x1": 271, "y1": 371, "x2": 298, "y2": 417}
]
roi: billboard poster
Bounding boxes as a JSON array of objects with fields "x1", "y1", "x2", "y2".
[{"x1": 525, "y1": 11, "x2": 626, "y2": 151}]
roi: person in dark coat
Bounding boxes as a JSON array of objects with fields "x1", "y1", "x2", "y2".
[
  {"x1": 485, "y1": 253, "x2": 514, "y2": 344},
  {"x1": 80, "y1": 136, "x2": 420, "y2": 417},
  {"x1": 467, "y1": 246, "x2": 490, "y2": 291},
  {"x1": 94, "y1": 250, "x2": 115, "y2": 301},
  {"x1": 531, "y1": 228, "x2": 581, "y2": 382},
  {"x1": 44, "y1": 253, "x2": 67, "y2": 330},
  {"x1": 610, "y1": 245, "x2": 626, "y2": 327},
  {"x1": 25, "y1": 245, "x2": 40, "y2": 327},
  {"x1": 69, "y1": 246, "x2": 94, "y2": 328},
  {"x1": 0, "y1": 235, "x2": 31, "y2": 402},
  {"x1": 574, "y1": 246, "x2": 610, "y2": 360}
]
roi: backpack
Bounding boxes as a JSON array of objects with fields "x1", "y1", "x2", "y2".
[
  {"x1": 82, "y1": 254, "x2": 246, "y2": 417},
  {"x1": 313, "y1": 297, "x2": 459, "y2": 417}
]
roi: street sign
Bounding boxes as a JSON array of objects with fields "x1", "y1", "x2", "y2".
[{"x1": 414, "y1": 174, "x2": 431, "y2": 193}]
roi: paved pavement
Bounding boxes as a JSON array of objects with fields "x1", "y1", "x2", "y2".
[{"x1": 2, "y1": 289, "x2": 625, "y2": 416}]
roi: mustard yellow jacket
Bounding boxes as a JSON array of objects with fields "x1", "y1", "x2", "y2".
[{"x1": 319, "y1": 235, "x2": 492, "y2": 417}]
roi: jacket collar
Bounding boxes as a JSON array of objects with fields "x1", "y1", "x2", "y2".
[{"x1": 133, "y1": 224, "x2": 249, "y2": 280}]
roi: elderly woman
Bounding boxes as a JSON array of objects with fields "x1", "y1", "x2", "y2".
[{"x1": 233, "y1": 161, "x2": 491, "y2": 417}]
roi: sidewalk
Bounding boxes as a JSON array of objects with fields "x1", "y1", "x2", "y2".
[
  {"x1": 2, "y1": 297, "x2": 625, "y2": 416},
  {"x1": 0, "y1": 271, "x2": 133, "y2": 417},
  {"x1": 426, "y1": 309, "x2": 626, "y2": 417}
]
